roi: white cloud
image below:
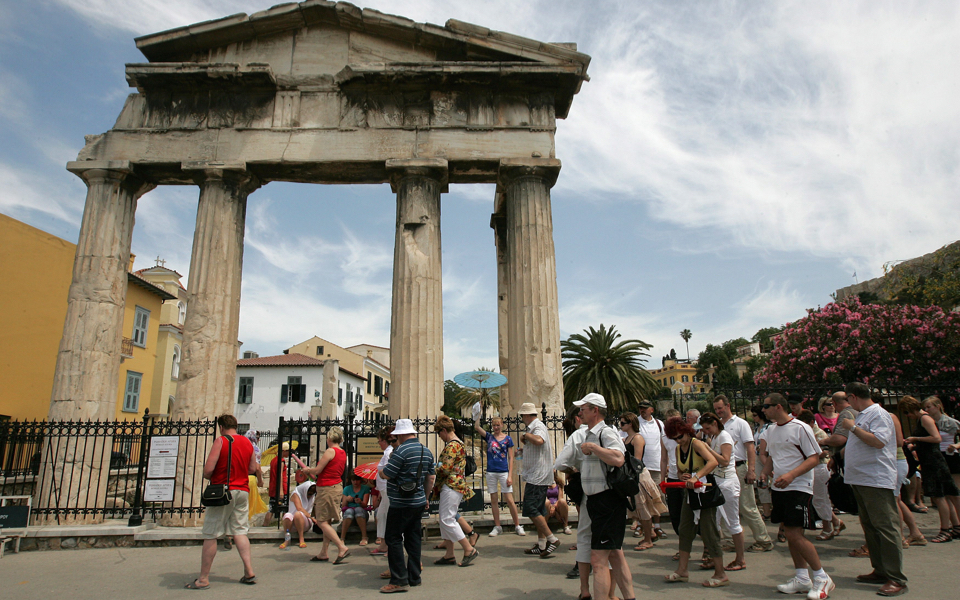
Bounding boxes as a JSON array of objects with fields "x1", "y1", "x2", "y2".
[{"x1": 0, "y1": 163, "x2": 84, "y2": 224}]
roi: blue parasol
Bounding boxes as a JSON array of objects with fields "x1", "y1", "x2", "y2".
[{"x1": 454, "y1": 370, "x2": 507, "y2": 389}]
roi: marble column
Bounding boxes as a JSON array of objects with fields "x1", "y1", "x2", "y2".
[
  {"x1": 39, "y1": 161, "x2": 153, "y2": 524},
  {"x1": 174, "y1": 162, "x2": 260, "y2": 420},
  {"x1": 491, "y1": 210, "x2": 513, "y2": 416},
  {"x1": 499, "y1": 158, "x2": 565, "y2": 416},
  {"x1": 386, "y1": 159, "x2": 447, "y2": 419},
  {"x1": 50, "y1": 161, "x2": 155, "y2": 421}
]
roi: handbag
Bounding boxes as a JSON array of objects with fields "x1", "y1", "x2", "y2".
[
  {"x1": 201, "y1": 435, "x2": 234, "y2": 507},
  {"x1": 687, "y1": 473, "x2": 725, "y2": 510},
  {"x1": 398, "y1": 446, "x2": 425, "y2": 498},
  {"x1": 565, "y1": 472, "x2": 584, "y2": 505},
  {"x1": 827, "y1": 464, "x2": 859, "y2": 515},
  {"x1": 599, "y1": 426, "x2": 641, "y2": 511}
]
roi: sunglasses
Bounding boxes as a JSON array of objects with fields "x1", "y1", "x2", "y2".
[
  {"x1": 620, "y1": 421, "x2": 629, "y2": 425},
  {"x1": 762, "y1": 403, "x2": 776, "y2": 409},
  {"x1": 823, "y1": 403, "x2": 834, "y2": 406}
]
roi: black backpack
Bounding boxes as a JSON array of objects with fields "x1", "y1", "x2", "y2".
[
  {"x1": 464, "y1": 454, "x2": 477, "y2": 477},
  {"x1": 599, "y1": 426, "x2": 641, "y2": 511}
]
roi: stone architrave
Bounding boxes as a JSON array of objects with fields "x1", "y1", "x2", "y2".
[
  {"x1": 40, "y1": 160, "x2": 154, "y2": 524},
  {"x1": 320, "y1": 359, "x2": 340, "y2": 419},
  {"x1": 491, "y1": 210, "x2": 513, "y2": 416},
  {"x1": 386, "y1": 159, "x2": 448, "y2": 419},
  {"x1": 174, "y1": 163, "x2": 260, "y2": 420},
  {"x1": 499, "y1": 158, "x2": 564, "y2": 416}
]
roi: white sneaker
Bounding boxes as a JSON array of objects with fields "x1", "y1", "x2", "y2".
[
  {"x1": 515, "y1": 525, "x2": 526, "y2": 536},
  {"x1": 807, "y1": 576, "x2": 835, "y2": 600},
  {"x1": 563, "y1": 526, "x2": 573, "y2": 535},
  {"x1": 777, "y1": 577, "x2": 812, "y2": 594},
  {"x1": 489, "y1": 525, "x2": 502, "y2": 537}
]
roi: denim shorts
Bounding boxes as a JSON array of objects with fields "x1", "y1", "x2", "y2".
[{"x1": 343, "y1": 506, "x2": 368, "y2": 519}]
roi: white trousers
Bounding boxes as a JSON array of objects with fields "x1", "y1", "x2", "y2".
[
  {"x1": 716, "y1": 474, "x2": 743, "y2": 535},
  {"x1": 376, "y1": 493, "x2": 390, "y2": 539},
  {"x1": 812, "y1": 463, "x2": 832, "y2": 522},
  {"x1": 439, "y1": 486, "x2": 465, "y2": 542}
]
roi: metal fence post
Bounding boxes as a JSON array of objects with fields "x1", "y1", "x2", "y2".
[{"x1": 127, "y1": 410, "x2": 151, "y2": 526}]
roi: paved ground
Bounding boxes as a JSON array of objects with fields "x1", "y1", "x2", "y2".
[{"x1": 1, "y1": 511, "x2": 957, "y2": 599}]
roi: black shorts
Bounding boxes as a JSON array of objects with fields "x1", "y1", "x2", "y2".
[
  {"x1": 771, "y1": 490, "x2": 819, "y2": 530},
  {"x1": 586, "y1": 489, "x2": 627, "y2": 550},
  {"x1": 523, "y1": 483, "x2": 549, "y2": 518}
]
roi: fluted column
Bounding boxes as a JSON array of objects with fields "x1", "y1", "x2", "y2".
[
  {"x1": 500, "y1": 158, "x2": 564, "y2": 416},
  {"x1": 386, "y1": 159, "x2": 447, "y2": 419},
  {"x1": 174, "y1": 162, "x2": 260, "y2": 420},
  {"x1": 491, "y1": 209, "x2": 513, "y2": 416},
  {"x1": 50, "y1": 161, "x2": 155, "y2": 421}
]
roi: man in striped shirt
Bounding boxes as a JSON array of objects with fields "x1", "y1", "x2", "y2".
[
  {"x1": 380, "y1": 419, "x2": 435, "y2": 593},
  {"x1": 518, "y1": 402, "x2": 560, "y2": 558}
]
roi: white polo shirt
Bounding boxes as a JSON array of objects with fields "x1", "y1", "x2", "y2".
[
  {"x1": 844, "y1": 403, "x2": 897, "y2": 490},
  {"x1": 637, "y1": 416, "x2": 664, "y2": 471},
  {"x1": 764, "y1": 418, "x2": 821, "y2": 494},
  {"x1": 723, "y1": 415, "x2": 754, "y2": 463}
]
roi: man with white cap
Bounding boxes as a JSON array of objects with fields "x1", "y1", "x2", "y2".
[
  {"x1": 574, "y1": 393, "x2": 636, "y2": 600},
  {"x1": 379, "y1": 419, "x2": 435, "y2": 593},
  {"x1": 518, "y1": 402, "x2": 560, "y2": 557},
  {"x1": 556, "y1": 405, "x2": 598, "y2": 597}
]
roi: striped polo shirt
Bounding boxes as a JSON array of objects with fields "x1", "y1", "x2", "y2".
[{"x1": 384, "y1": 438, "x2": 435, "y2": 508}]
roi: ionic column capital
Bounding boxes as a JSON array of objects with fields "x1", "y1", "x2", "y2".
[
  {"x1": 67, "y1": 160, "x2": 155, "y2": 196},
  {"x1": 498, "y1": 158, "x2": 561, "y2": 189},
  {"x1": 386, "y1": 158, "x2": 448, "y2": 193},
  {"x1": 182, "y1": 161, "x2": 261, "y2": 195}
]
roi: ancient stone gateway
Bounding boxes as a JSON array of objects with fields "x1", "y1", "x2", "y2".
[{"x1": 51, "y1": 1, "x2": 590, "y2": 428}]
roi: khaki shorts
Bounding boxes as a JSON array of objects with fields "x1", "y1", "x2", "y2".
[
  {"x1": 202, "y1": 490, "x2": 249, "y2": 539},
  {"x1": 313, "y1": 483, "x2": 343, "y2": 524}
]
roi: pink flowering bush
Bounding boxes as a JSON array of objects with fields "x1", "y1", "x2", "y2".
[{"x1": 755, "y1": 298, "x2": 960, "y2": 385}]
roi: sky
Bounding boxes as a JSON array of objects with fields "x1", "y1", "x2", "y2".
[{"x1": 2, "y1": 0, "x2": 958, "y2": 380}]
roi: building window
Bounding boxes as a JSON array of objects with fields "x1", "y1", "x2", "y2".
[
  {"x1": 681, "y1": 375, "x2": 688, "y2": 383},
  {"x1": 316, "y1": 346, "x2": 324, "y2": 355},
  {"x1": 123, "y1": 371, "x2": 142, "y2": 412},
  {"x1": 171, "y1": 345, "x2": 181, "y2": 379},
  {"x1": 669, "y1": 376, "x2": 675, "y2": 385},
  {"x1": 374, "y1": 375, "x2": 383, "y2": 397},
  {"x1": 238, "y1": 377, "x2": 254, "y2": 404},
  {"x1": 367, "y1": 372, "x2": 372, "y2": 393},
  {"x1": 281, "y1": 376, "x2": 305, "y2": 403},
  {"x1": 177, "y1": 301, "x2": 186, "y2": 325},
  {"x1": 132, "y1": 306, "x2": 150, "y2": 348}
]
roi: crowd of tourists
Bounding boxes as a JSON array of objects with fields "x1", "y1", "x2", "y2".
[{"x1": 185, "y1": 383, "x2": 960, "y2": 598}]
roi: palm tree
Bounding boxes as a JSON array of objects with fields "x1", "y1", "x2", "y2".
[
  {"x1": 561, "y1": 324, "x2": 660, "y2": 413},
  {"x1": 680, "y1": 329, "x2": 692, "y2": 362}
]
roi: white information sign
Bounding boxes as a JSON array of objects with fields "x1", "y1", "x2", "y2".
[
  {"x1": 143, "y1": 480, "x2": 175, "y2": 502},
  {"x1": 147, "y1": 457, "x2": 178, "y2": 479},
  {"x1": 150, "y1": 436, "x2": 180, "y2": 457}
]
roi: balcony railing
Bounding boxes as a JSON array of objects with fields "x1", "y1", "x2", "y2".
[{"x1": 120, "y1": 337, "x2": 134, "y2": 358}]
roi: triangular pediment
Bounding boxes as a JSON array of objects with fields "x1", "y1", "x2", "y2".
[{"x1": 135, "y1": 1, "x2": 590, "y2": 74}]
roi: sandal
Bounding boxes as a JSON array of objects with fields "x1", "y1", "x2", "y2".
[
  {"x1": 634, "y1": 542, "x2": 654, "y2": 551},
  {"x1": 698, "y1": 560, "x2": 715, "y2": 570},
  {"x1": 459, "y1": 549, "x2": 479, "y2": 567},
  {"x1": 931, "y1": 529, "x2": 953, "y2": 543},
  {"x1": 908, "y1": 504, "x2": 929, "y2": 514},
  {"x1": 906, "y1": 535, "x2": 927, "y2": 546},
  {"x1": 848, "y1": 544, "x2": 870, "y2": 557},
  {"x1": 299, "y1": 542, "x2": 307, "y2": 549},
  {"x1": 777, "y1": 528, "x2": 786, "y2": 543},
  {"x1": 360, "y1": 540, "x2": 369, "y2": 546},
  {"x1": 279, "y1": 541, "x2": 290, "y2": 549},
  {"x1": 672, "y1": 552, "x2": 681, "y2": 561},
  {"x1": 239, "y1": 575, "x2": 256, "y2": 585},
  {"x1": 379, "y1": 584, "x2": 409, "y2": 594},
  {"x1": 664, "y1": 572, "x2": 689, "y2": 583},
  {"x1": 952, "y1": 526, "x2": 960, "y2": 540},
  {"x1": 380, "y1": 570, "x2": 392, "y2": 579},
  {"x1": 184, "y1": 579, "x2": 210, "y2": 590},
  {"x1": 702, "y1": 577, "x2": 729, "y2": 588},
  {"x1": 835, "y1": 520, "x2": 846, "y2": 535},
  {"x1": 310, "y1": 556, "x2": 328, "y2": 562},
  {"x1": 333, "y1": 549, "x2": 351, "y2": 564},
  {"x1": 434, "y1": 556, "x2": 457, "y2": 565},
  {"x1": 467, "y1": 530, "x2": 480, "y2": 547},
  {"x1": 815, "y1": 531, "x2": 834, "y2": 541},
  {"x1": 724, "y1": 561, "x2": 746, "y2": 571}
]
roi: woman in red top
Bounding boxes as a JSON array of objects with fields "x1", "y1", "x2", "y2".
[
  {"x1": 300, "y1": 426, "x2": 350, "y2": 563},
  {"x1": 187, "y1": 415, "x2": 258, "y2": 590}
]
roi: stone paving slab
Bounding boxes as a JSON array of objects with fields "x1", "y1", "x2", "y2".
[{"x1": 1, "y1": 512, "x2": 958, "y2": 600}]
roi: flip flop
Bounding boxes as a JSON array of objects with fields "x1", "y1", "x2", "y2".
[
  {"x1": 310, "y1": 556, "x2": 329, "y2": 562},
  {"x1": 184, "y1": 580, "x2": 210, "y2": 590},
  {"x1": 702, "y1": 578, "x2": 730, "y2": 588},
  {"x1": 239, "y1": 575, "x2": 256, "y2": 585},
  {"x1": 299, "y1": 542, "x2": 308, "y2": 549},
  {"x1": 333, "y1": 549, "x2": 352, "y2": 564},
  {"x1": 664, "y1": 573, "x2": 688, "y2": 583},
  {"x1": 370, "y1": 548, "x2": 389, "y2": 556},
  {"x1": 634, "y1": 543, "x2": 654, "y2": 551},
  {"x1": 724, "y1": 561, "x2": 746, "y2": 571}
]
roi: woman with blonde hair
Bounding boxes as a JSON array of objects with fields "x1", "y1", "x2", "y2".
[
  {"x1": 432, "y1": 415, "x2": 479, "y2": 566},
  {"x1": 619, "y1": 412, "x2": 668, "y2": 551},
  {"x1": 299, "y1": 427, "x2": 351, "y2": 563},
  {"x1": 815, "y1": 397, "x2": 838, "y2": 434},
  {"x1": 474, "y1": 415, "x2": 523, "y2": 536},
  {"x1": 901, "y1": 396, "x2": 960, "y2": 543}
]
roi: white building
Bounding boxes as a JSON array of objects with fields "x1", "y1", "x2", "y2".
[{"x1": 234, "y1": 353, "x2": 366, "y2": 433}]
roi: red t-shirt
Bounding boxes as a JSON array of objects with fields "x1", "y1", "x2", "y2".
[
  {"x1": 210, "y1": 434, "x2": 253, "y2": 491},
  {"x1": 317, "y1": 446, "x2": 346, "y2": 487},
  {"x1": 269, "y1": 455, "x2": 289, "y2": 498}
]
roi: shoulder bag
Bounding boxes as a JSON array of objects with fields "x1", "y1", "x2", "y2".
[
  {"x1": 201, "y1": 435, "x2": 234, "y2": 507},
  {"x1": 398, "y1": 446, "x2": 425, "y2": 498},
  {"x1": 600, "y1": 426, "x2": 641, "y2": 511}
]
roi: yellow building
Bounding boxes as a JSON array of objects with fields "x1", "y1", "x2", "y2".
[
  {"x1": 135, "y1": 265, "x2": 188, "y2": 418},
  {"x1": 649, "y1": 359, "x2": 708, "y2": 395},
  {"x1": 0, "y1": 213, "x2": 175, "y2": 421}
]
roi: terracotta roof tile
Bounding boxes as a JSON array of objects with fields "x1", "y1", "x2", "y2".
[{"x1": 237, "y1": 353, "x2": 325, "y2": 367}]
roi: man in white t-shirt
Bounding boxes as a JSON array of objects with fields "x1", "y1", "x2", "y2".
[
  {"x1": 761, "y1": 393, "x2": 835, "y2": 600},
  {"x1": 840, "y1": 383, "x2": 906, "y2": 597},
  {"x1": 636, "y1": 400, "x2": 667, "y2": 538},
  {"x1": 714, "y1": 395, "x2": 774, "y2": 552}
]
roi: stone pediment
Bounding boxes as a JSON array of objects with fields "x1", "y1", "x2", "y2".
[{"x1": 130, "y1": 1, "x2": 589, "y2": 117}]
